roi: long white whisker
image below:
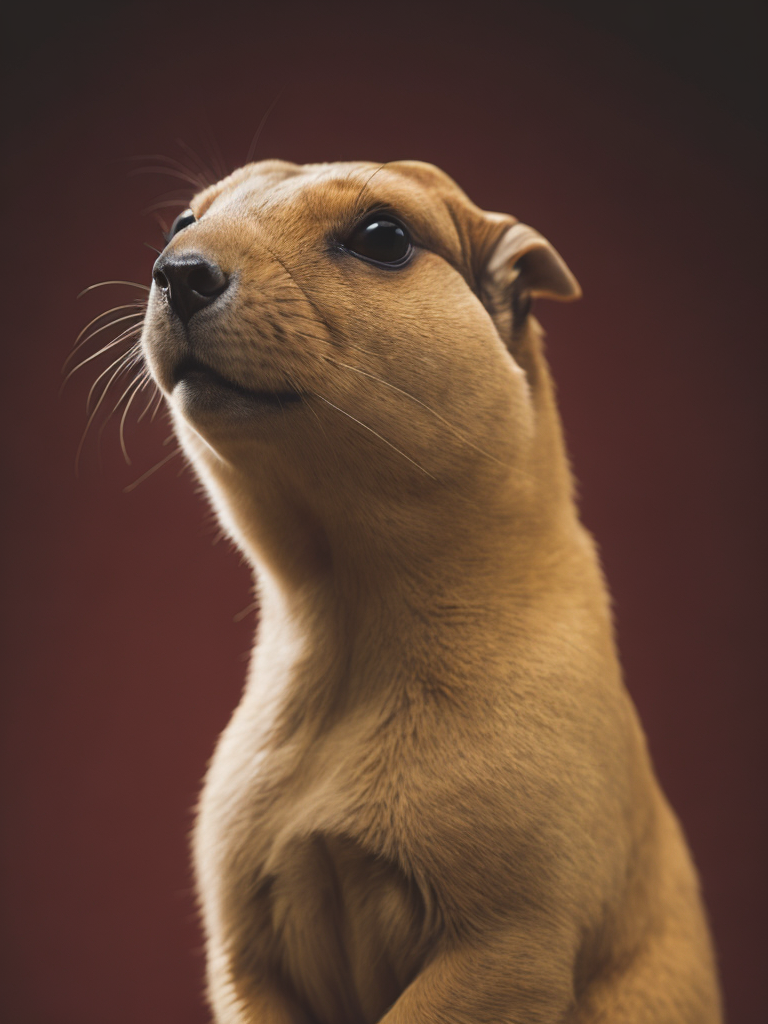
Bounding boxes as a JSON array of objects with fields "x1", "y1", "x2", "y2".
[
  {"x1": 97, "y1": 367, "x2": 146, "y2": 441},
  {"x1": 66, "y1": 304, "x2": 144, "y2": 367},
  {"x1": 63, "y1": 333, "x2": 141, "y2": 406},
  {"x1": 311, "y1": 393, "x2": 435, "y2": 480},
  {"x1": 128, "y1": 166, "x2": 205, "y2": 189},
  {"x1": 76, "y1": 354, "x2": 137, "y2": 475},
  {"x1": 200, "y1": 119, "x2": 229, "y2": 181},
  {"x1": 284, "y1": 370, "x2": 343, "y2": 477},
  {"x1": 86, "y1": 343, "x2": 141, "y2": 413},
  {"x1": 77, "y1": 310, "x2": 143, "y2": 351},
  {"x1": 127, "y1": 152, "x2": 205, "y2": 178},
  {"x1": 176, "y1": 138, "x2": 216, "y2": 187},
  {"x1": 136, "y1": 377, "x2": 161, "y2": 423},
  {"x1": 118, "y1": 374, "x2": 150, "y2": 465},
  {"x1": 123, "y1": 446, "x2": 183, "y2": 493},
  {"x1": 78, "y1": 280, "x2": 150, "y2": 297},
  {"x1": 126, "y1": 152, "x2": 208, "y2": 187},
  {"x1": 62, "y1": 322, "x2": 142, "y2": 389},
  {"x1": 148, "y1": 388, "x2": 166, "y2": 422},
  {"x1": 326, "y1": 358, "x2": 506, "y2": 467}
]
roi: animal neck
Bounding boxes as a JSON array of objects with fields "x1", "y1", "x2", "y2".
[
  {"x1": 179, "y1": 320, "x2": 587, "y2": 720},
  {"x1": 189, "y1": 428, "x2": 585, "y2": 729}
]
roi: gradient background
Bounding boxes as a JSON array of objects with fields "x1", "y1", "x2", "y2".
[{"x1": 3, "y1": 1, "x2": 766, "y2": 1021}]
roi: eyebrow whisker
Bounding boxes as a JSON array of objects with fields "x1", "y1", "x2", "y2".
[
  {"x1": 246, "y1": 90, "x2": 285, "y2": 165},
  {"x1": 175, "y1": 138, "x2": 217, "y2": 188},
  {"x1": 350, "y1": 162, "x2": 393, "y2": 221},
  {"x1": 126, "y1": 152, "x2": 209, "y2": 188},
  {"x1": 128, "y1": 166, "x2": 207, "y2": 190}
]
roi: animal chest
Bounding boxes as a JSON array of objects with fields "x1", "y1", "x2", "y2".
[{"x1": 205, "y1": 719, "x2": 434, "y2": 1024}]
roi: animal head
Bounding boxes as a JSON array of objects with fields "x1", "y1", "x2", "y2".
[{"x1": 140, "y1": 159, "x2": 580, "y2": 561}]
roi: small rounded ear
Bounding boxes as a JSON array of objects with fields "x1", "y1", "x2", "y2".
[{"x1": 486, "y1": 223, "x2": 581, "y2": 302}]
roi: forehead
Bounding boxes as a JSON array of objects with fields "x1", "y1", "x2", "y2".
[
  {"x1": 188, "y1": 159, "x2": 511, "y2": 289},
  {"x1": 192, "y1": 159, "x2": 474, "y2": 246}
]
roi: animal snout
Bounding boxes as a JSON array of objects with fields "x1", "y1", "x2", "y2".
[{"x1": 153, "y1": 253, "x2": 229, "y2": 325}]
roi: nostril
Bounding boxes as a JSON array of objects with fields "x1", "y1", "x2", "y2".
[
  {"x1": 153, "y1": 268, "x2": 169, "y2": 290},
  {"x1": 152, "y1": 254, "x2": 229, "y2": 324},
  {"x1": 187, "y1": 263, "x2": 228, "y2": 297}
]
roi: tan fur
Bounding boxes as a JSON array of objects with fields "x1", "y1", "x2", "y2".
[{"x1": 141, "y1": 159, "x2": 722, "y2": 1022}]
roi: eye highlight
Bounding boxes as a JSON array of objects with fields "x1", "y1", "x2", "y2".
[
  {"x1": 343, "y1": 214, "x2": 412, "y2": 267},
  {"x1": 166, "y1": 209, "x2": 196, "y2": 242}
]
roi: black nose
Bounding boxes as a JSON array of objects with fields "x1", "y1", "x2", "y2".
[{"x1": 152, "y1": 254, "x2": 229, "y2": 325}]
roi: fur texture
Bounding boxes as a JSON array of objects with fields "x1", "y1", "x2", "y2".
[{"x1": 140, "y1": 159, "x2": 722, "y2": 1023}]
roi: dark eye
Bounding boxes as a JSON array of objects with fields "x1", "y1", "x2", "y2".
[
  {"x1": 344, "y1": 215, "x2": 412, "y2": 267},
  {"x1": 166, "y1": 208, "x2": 196, "y2": 242}
]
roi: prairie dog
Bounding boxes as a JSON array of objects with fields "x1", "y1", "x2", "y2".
[{"x1": 140, "y1": 159, "x2": 722, "y2": 1022}]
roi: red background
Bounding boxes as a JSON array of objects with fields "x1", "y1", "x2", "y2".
[{"x1": 3, "y1": 2, "x2": 766, "y2": 1021}]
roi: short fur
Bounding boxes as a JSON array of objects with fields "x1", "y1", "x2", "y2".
[{"x1": 141, "y1": 159, "x2": 722, "y2": 1023}]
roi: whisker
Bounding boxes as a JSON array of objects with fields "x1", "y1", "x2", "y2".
[
  {"x1": 62, "y1": 322, "x2": 142, "y2": 391},
  {"x1": 136, "y1": 378, "x2": 161, "y2": 423},
  {"x1": 325, "y1": 358, "x2": 506, "y2": 467},
  {"x1": 86, "y1": 342, "x2": 141, "y2": 413},
  {"x1": 95, "y1": 367, "x2": 144, "y2": 449},
  {"x1": 176, "y1": 138, "x2": 216, "y2": 187},
  {"x1": 126, "y1": 153, "x2": 208, "y2": 187},
  {"x1": 284, "y1": 368, "x2": 342, "y2": 475},
  {"x1": 200, "y1": 118, "x2": 230, "y2": 180},
  {"x1": 75, "y1": 352, "x2": 139, "y2": 475},
  {"x1": 66, "y1": 305, "x2": 144, "y2": 367},
  {"x1": 124, "y1": 446, "x2": 184, "y2": 493},
  {"x1": 142, "y1": 197, "x2": 192, "y2": 215},
  {"x1": 149, "y1": 388, "x2": 166, "y2": 423},
  {"x1": 97, "y1": 367, "x2": 147, "y2": 440},
  {"x1": 77, "y1": 312, "x2": 143, "y2": 351},
  {"x1": 78, "y1": 280, "x2": 150, "y2": 297},
  {"x1": 310, "y1": 393, "x2": 435, "y2": 479},
  {"x1": 118, "y1": 374, "x2": 150, "y2": 464},
  {"x1": 128, "y1": 166, "x2": 207, "y2": 189},
  {"x1": 153, "y1": 214, "x2": 172, "y2": 237},
  {"x1": 351, "y1": 162, "x2": 393, "y2": 219},
  {"x1": 145, "y1": 186, "x2": 196, "y2": 203},
  {"x1": 261, "y1": 244, "x2": 334, "y2": 341},
  {"x1": 246, "y1": 90, "x2": 285, "y2": 165},
  {"x1": 233, "y1": 601, "x2": 259, "y2": 623},
  {"x1": 340, "y1": 340, "x2": 376, "y2": 358}
]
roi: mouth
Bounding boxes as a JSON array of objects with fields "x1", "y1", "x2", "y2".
[{"x1": 172, "y1": 356, "x2": 303, "y2": 407}]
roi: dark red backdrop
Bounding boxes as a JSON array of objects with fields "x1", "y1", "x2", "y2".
[{"x1": 3, "y1": 2, "x2": 766, "y2": 1021}]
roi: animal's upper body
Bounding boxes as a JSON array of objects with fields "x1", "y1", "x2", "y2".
[{"x1": 140, "y1": 159, "x2": 721, "y2": 1022}]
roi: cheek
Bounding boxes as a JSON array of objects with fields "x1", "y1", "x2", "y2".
[{"x1": 325, "y1": 288, "x2": 530, "y2": 467}]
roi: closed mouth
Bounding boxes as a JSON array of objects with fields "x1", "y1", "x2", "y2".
[{"x1": 172, "y1": 356, "x2": 303, "y2": 406}]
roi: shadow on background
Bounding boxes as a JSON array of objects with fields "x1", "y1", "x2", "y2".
[{"x1": 2, "y1": 1, "x2": 765, "y2": 1021}]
